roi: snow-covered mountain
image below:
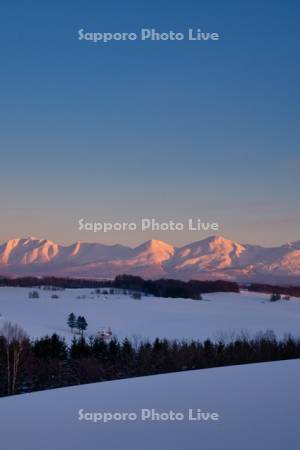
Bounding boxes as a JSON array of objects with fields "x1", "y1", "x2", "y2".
[{"x1": 0, "y1": 236, "x2": 300, "y2": 283}]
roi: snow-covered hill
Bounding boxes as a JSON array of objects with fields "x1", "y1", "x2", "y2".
[
  {"x1": 1, "y1": 359, "x2": 299, "y2": 450},
  {"x1": 1, "y1": 236, "x2": 300, "y2": 283},
  {"x1": 0, "y1": 288, "x2": 299, "y2": 342}
]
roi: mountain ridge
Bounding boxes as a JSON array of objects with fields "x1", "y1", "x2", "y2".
[{"x1": 0, "y1": 235, "x2": 300, "y2": 283}]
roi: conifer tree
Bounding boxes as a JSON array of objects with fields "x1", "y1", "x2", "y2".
[
  {"x1": 67, "y1": 313, "x2": 76, "y2": 333},
  {"x1": 77, "y1": 316, "x2": 88, "y2": 335}
]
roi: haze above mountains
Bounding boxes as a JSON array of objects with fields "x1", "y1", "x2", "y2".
[{"x1": 0, "y1": 236, "x2": 300, "y2": 284}]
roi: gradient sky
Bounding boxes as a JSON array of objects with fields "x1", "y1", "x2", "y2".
[{"x1": 0, "y1": 0, "x2": 299, "y2": 247}]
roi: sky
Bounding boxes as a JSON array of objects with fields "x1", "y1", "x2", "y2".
[{"x1": 0, "y1": 0, "x2": 299, "y2": 247}]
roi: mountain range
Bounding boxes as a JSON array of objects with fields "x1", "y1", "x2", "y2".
[{"x1": 0, "y1": 236, "x2": 300, "y2": 284}]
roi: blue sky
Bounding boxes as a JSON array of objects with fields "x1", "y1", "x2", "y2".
[{"x1": 0, "y1": 0, "x2": 299, "y2": 246}]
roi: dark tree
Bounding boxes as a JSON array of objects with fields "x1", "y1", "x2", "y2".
[
  {"x1": 77, "y1": 316, "x2": 88, "y2": 335},
  {"x1": 33, "y1": 334, "x2": 67, "y2": 360},
  {"x1": 270, "y1": 293, "x2": 281, "y2": 302},
  {"x1": 70, "y1": 336, "x2": 91, "y2": 359},
  {"x1": 67, "y1": 313, "x2": 76, "y2": 333}
]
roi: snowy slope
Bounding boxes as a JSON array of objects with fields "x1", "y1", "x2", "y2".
[
  {"x1": 1, "y1": 235, "x2": 300, "y2": 282},
  {"x1": 0, "y1": 287, "x2": 300, "y2": 342},
  {"x1": 0, "y1": 359, "x2": 299, "y2": 450}
]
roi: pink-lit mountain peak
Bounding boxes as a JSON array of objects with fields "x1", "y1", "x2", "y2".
[{"x1": 0, "y1": 235, "x2": 300, "y2": 283}]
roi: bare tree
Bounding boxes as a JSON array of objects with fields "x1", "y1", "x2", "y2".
[{"x1": 0, "y1": 322, "x2": 29, "y2": 395}]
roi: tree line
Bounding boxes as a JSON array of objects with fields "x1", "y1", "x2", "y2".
[
  {"x1": 2, "y1": 275, "x2": 300, "y2": 299},
  {"x1": 0, "y1": 275, "x2": 239, "y2": 298},
  {"x1": 247, "y1": 283, "x2": 300, "y2": 298},
  {"x1": 113, "y1": 275, "x2": 239, "y2": 298},
  {"x1": 0, "y1": 324, "x2": 299, "y2": 397}
]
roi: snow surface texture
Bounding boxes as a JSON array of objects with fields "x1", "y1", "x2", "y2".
[
  {"x1": 1, "y1": 235, "x2": 300, "y2": 282},
  {"x1": 0, "y1": 287, "x2": 299, "y2": 342},
  {"x1": 0, "y1": 360, "x2": 299, "y2": 450}
]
